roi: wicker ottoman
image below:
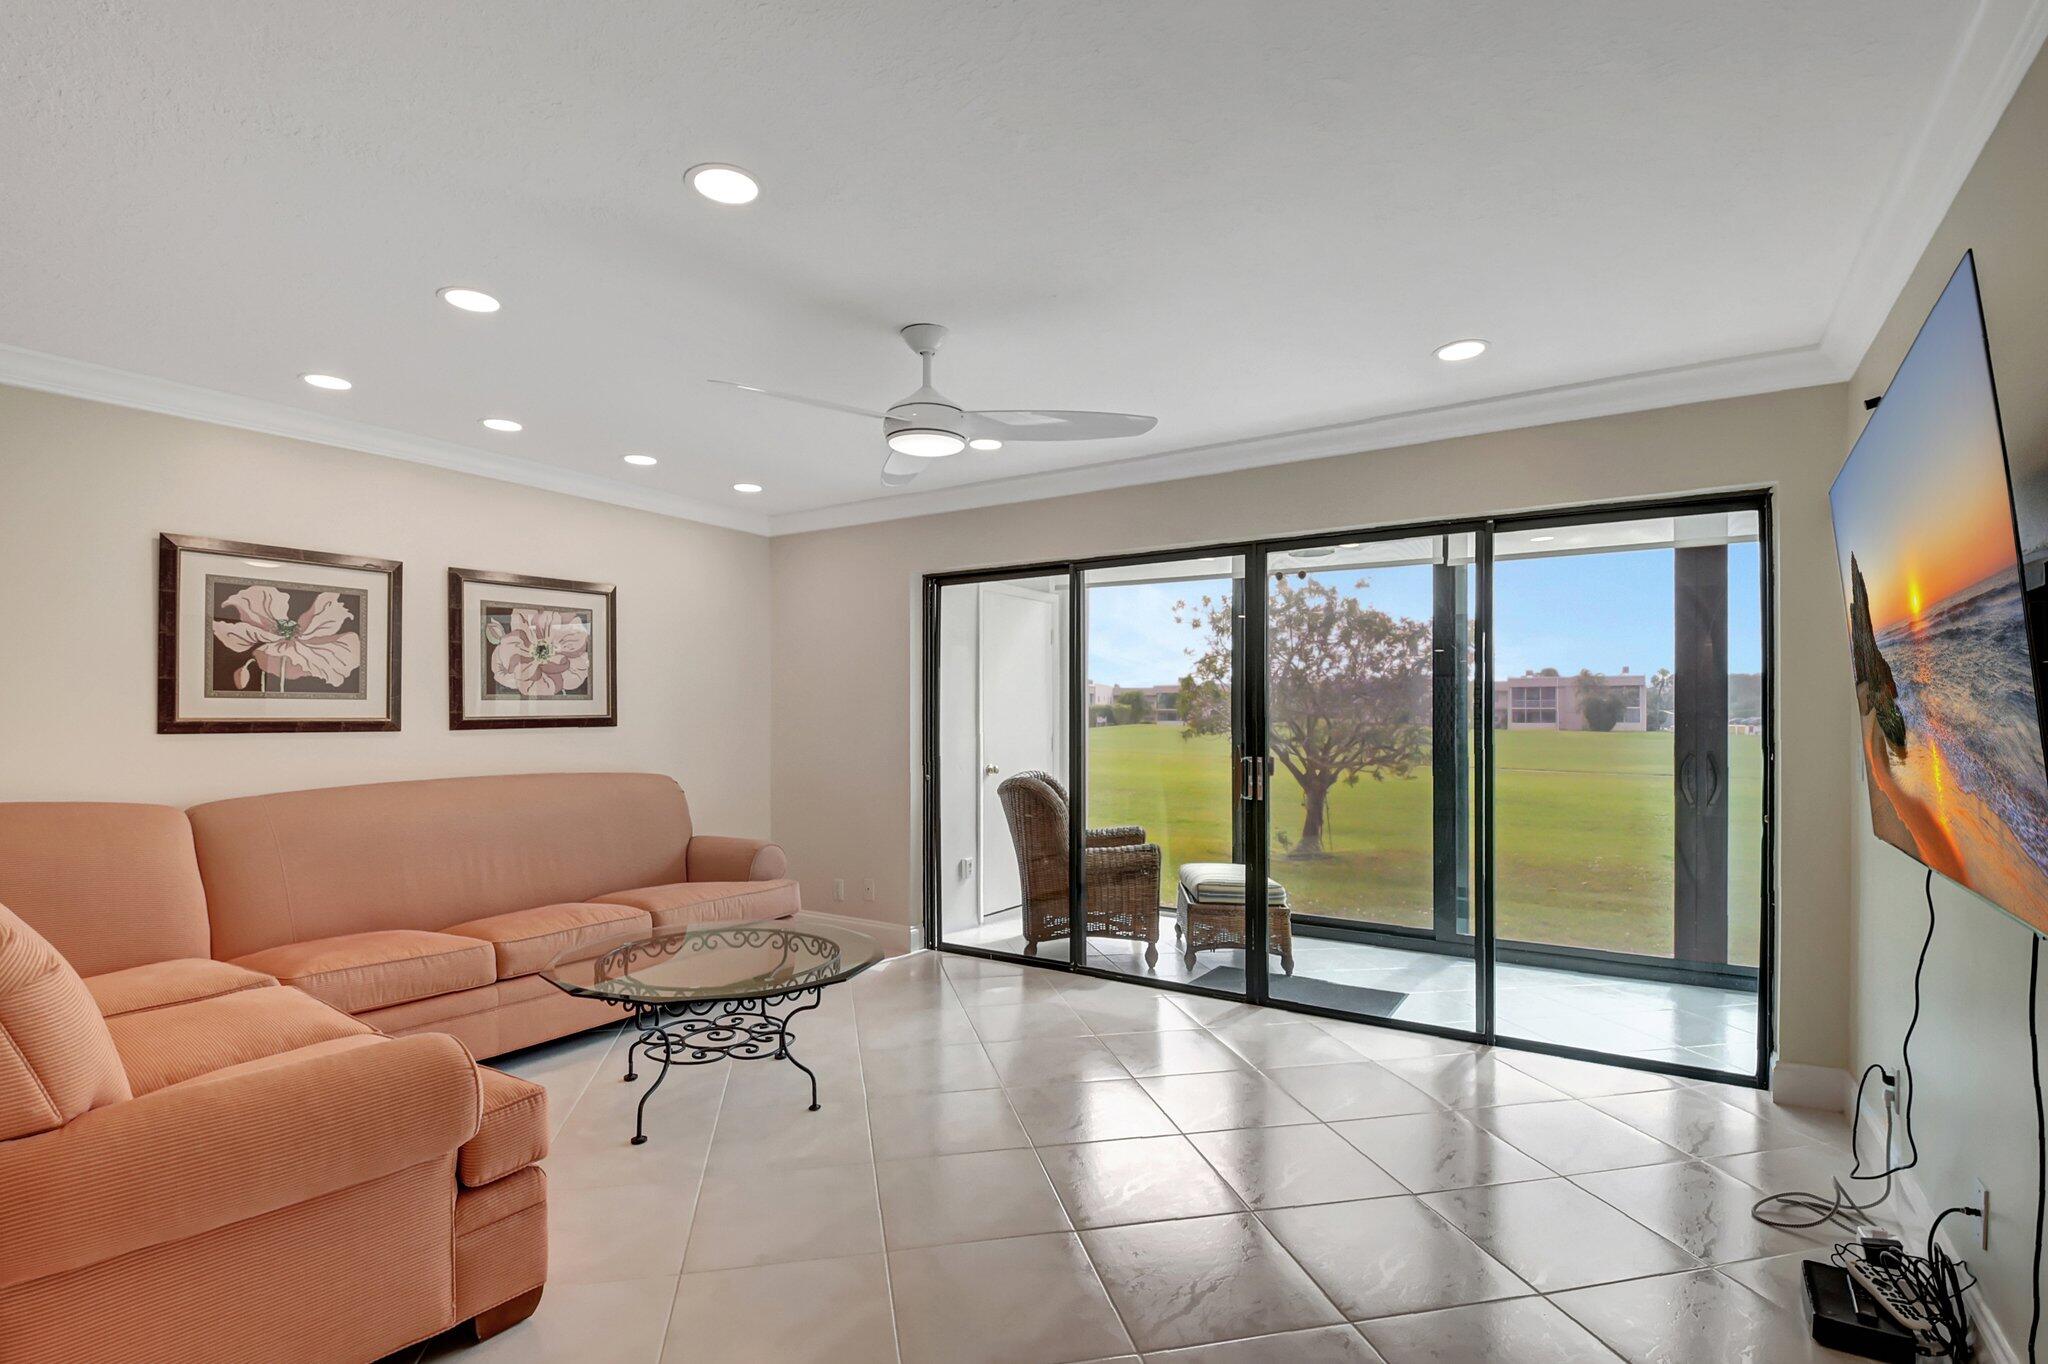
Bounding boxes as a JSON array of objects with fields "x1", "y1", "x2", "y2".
[{"x1": 1175, "y1": 863, "x2": 1294, "y2": 974}]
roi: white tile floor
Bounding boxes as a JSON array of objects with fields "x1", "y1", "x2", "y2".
[
  {"x1": 390, "y1": 949, "x2": 1859, "y2": 1364},
  {"x1": 947, "y1": 909, "x2": 1761, "y2": 1074}
]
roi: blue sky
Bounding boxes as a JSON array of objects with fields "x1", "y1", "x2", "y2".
[{"x1": 1083, "y1": 550, "x2": 1763, "y2": 689}]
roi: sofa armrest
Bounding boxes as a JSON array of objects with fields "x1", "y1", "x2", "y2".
[
  {"x1": 1084, "y1": 824, "x2": 1148, "y2": 848},
  {"x1": 686, "y1": 834, "x2": 789, "y2": 883},
  {"x1": 0, "y1": 1032, "x2": 481, "y2": 1291}
]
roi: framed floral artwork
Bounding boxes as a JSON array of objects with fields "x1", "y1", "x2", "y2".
[
  {"x1": 157, "y1": 533, "x2": 402, "y2": 733},
  {"x1": 448, "y1": 567, "x2": 616, "y2": 729}
]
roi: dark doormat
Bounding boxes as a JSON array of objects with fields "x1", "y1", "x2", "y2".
[{"x1": 1189, "y1": 967, "x2": 1407, "y2": 1017}]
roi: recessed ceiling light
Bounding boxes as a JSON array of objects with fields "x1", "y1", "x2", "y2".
[
  {"x1": 301, "y1": 373, "x2": 352, "y2": 390},
  {"x1": 1434, "y1": 339, "x2": 1489, "y2": 362},
  {"x1": 1531, "y1": 535, "x2": 1557, "y2": 542},
  {"x1": 968, "y1": 438, "x2": 1003, "y2": 451},
  {"x1": 732, "y1": 482, "x2": 764, "y2": 494},
  {"x1": 887, "y1": 429, "x2": 966, "y2": 458},
  {"x1": 243, "y1": 559, "x2": 283, "y2": 569},
  {"x1": 438, "y1": 286, "x2": 500, "y2": 313},
  {"x1": 687, "y1": 163, "x2": 760, "y2": 205},
  {"x1": 622, "y1": 454, "x2": 658, "y2": 466},
  {"x1": 480, "y1": 417, "x2": 523, "y2": 433}
]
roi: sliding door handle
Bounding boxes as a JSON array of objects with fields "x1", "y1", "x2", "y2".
[
  {"x1": 1239, "y1": 755, "x2": 1264, "y2": 802},
  {"x1": 1678, "y1": 752, "x2": 1698, "y2": 808},
  {"x1": 1704, "y1": 752, "x2": 1721, "y2": 808}
]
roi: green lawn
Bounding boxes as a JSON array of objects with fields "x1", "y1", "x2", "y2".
[{"x1": 1084, "y1": 724, "x2": 1762, "y2": 964}]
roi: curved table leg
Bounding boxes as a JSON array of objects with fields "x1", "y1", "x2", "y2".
[
  {"x1": 631, "y1": 1029, "x2": 674, "y2": 1146},
  {"x1": 776, "y1": 992, "x2": 824, "y2": 1112}
]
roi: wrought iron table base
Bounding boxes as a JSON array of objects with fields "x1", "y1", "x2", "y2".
[{"x1": 616, "y1": 988, "x2": 824, "y2": 1145}]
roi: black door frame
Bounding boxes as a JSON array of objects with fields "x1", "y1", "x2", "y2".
[{"x1": 919, "y1": 490, "x2": 1777, "y2": 1088}]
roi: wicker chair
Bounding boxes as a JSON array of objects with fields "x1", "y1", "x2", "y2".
[{"x1": 996, "y1": 771, "x2": 1162, "y2": 965}]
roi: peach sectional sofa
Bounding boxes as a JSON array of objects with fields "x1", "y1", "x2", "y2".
[{"x1": 0, "y1": 772, "x2": 794, "y2": 1362}]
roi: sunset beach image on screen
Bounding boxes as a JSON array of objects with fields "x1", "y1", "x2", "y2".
[{"x1": 1830, "y1": 253, "x2": 2048, "y2": 928}]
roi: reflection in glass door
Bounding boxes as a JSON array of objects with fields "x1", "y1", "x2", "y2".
[
  {"x1": 1078, "y1": 555, "x2": 1246, "y2": 983},
  {"x1": 1490, "y1": 510, "x2": 1766, "y2": 1072},
  {"x1": 1259, "y1": 535, "x2": 1480, "y2": 1032}
]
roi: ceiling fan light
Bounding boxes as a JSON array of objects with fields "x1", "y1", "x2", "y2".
[{"x1": 887, "y1": 428, "x2": 966, "y2": 458}]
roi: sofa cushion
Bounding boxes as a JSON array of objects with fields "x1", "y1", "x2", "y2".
[
  {"x1": 460, "y1": 1067, "x2": 549, "y2": 1187},
  {"x1": 444, "y1": 902, "x2": 653, "y2": 980},
  {"x1": 593, "y1": 879, "x2": 800, "y2": 929},
  {"x1": 105, "y1": 981, "x2": 373, "y2": 1096},
  {"x1": 230, "y1": 931, "x2": 498, "y2": 1015},
  {"x1": 84, "y1": 959, "x2": 277, "y2": 1019},
  {"x1": 0, "y1": 803, "x2": 211, "y2": 976},
  {"x1": 188, "y1": 773, "x2": 693, "y2": 959},
  {"x1": 0, "y1": 901, "x2": 132, "y2": 1141}
]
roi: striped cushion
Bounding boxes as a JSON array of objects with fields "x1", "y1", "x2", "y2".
[
  {"x1": 0, "y1": 900, "x2": 131, "y2": 1141},
  {"x1": 1176, "y1": 863, "x2": 1289, "y2": 906}
]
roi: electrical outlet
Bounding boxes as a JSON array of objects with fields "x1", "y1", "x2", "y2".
[
  {"x1": 1973, "y1": 1179, "x2": 1990, "y2": 1250},
  {"x1": 863, "y1": 878, "x2": 877, "y2": 902},
  {"x1": 834, "y1": 878, "x2": 846, "y2": 902}
]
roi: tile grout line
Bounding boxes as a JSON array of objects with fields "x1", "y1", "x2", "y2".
[{"x1": 652, "y1": 1031, "x2": 728, "y2": 1363}]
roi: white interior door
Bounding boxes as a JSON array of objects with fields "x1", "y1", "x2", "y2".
[{"x1": 977, "y1": 585, "x2": 1066, "y2": 921}]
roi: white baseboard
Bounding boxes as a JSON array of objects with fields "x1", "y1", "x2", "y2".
[
  {"x1": 802, "y1": 909, "x2": 917, "y2": 958},
  {"x1": 1848, "y1": 1090, "x2": 2022, "y2": 1364},
  {"x1": 1769, "y1": 1060, "x2": 1850, "y2": 1112}
]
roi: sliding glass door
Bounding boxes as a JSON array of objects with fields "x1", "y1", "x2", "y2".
[
  {"x1": 1078, "y1": 555, "x2": 1246, "y2": 984},
  {"x1": 1489, "y1": 509, "x2": 1766, "y2": 1071},
  {"x1": 1256, "y1": 533, "x2": 1481, "y2": 1034},
  {"x1": 924, "y1": 495, "x2": 1772, "y2": 1083}
]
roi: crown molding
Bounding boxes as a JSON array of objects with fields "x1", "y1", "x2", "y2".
[
  {"x1": 0, "y1": 343, "x2": 773, "y2": 537},
  {"x1": 768, "y1": 342, "x2": 1844, "y2": 535},
  {"x1": 1817, "y1": 0, "x2": 2048, "y2": 373}
]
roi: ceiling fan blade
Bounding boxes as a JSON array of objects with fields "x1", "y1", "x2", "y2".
[
  {"x1": 966, "y1": 410, "x2": 1158, "y2": 441},
  {"x1": 881, "y1": 449, "x2": 925, "y2": 487},
  {"x1": 708, "y1": 379, "x2": 886, "y2": 420}
]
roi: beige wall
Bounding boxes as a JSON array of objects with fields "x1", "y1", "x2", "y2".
[
  {"x1": 769, "y1": 382, "x2": 1853, "y2": 1071},
  {"x1": 1842, "y1": 47, "x2": 2048, "y2": 1346},
  {"x1": 0, "y1": 385, "x2": 772, "y2": 837}
]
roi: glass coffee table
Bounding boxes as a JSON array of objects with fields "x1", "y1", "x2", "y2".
[{"x1": 543, "y1": 915, "x2": 881, "y2": 1145}]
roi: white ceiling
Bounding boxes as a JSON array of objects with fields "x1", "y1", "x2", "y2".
[{"x1": 3, "y1": 2, "x2": 2044, "y2": 536}]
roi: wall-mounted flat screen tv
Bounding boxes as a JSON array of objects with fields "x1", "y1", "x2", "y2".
[{"x1": 1831, "y1": 251, "x2": 2048, "y2": 930}]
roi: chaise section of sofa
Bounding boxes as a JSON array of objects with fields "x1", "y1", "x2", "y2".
[{"x1": 0, "y1": 896, "x2": 550, "y2": 1362}]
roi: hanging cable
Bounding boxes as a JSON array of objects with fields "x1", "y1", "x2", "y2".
[
  {"x1": 2029, "y1": 933, "x2": 2042, "y2": 1363},
  {"x1": 1752, "y1": 868, "x2": 1936, "y2": 1233}
]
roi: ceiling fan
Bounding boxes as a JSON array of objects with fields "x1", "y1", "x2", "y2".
[{"x1": 712, "y1": 324, "x2": 1158, "y2": 487}]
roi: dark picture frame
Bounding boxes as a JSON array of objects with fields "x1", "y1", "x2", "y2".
[
  {"x1": 157, "y1": 533, "x2": 402, "y2": 734},
  {"x1": 448, "y1": 567, "x2": 618, "y2": 730}
]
